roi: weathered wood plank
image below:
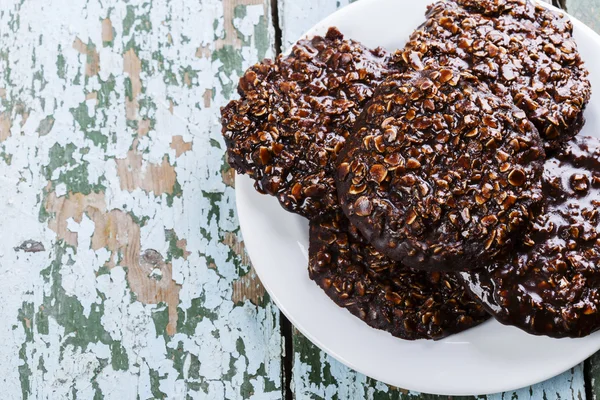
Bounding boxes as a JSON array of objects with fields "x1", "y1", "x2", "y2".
[
  {"x1": 278, "y1": 0, "x2": 355, "y2": 50},
  {"x1": 0, "y1": 0, "x2": 282, "y2": 398},
  {"x1": 292, "y1": 329, "x2": 585, "y2": 400},
  {"x1": 587, "y1": 352, "x2": 600, "y2": 400},
  {"x1": 561, "y1": 3, "x2": 600, "y2": 399},
  {"x1": 280, "y1": 0, "x2": 590, "y2": 398},
  {"x1": 560, "y1": 0, "x2": 600, "y2": 33}
]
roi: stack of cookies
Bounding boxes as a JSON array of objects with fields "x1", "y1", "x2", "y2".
[{"x1": 221, "y1": 0, "x2": 594, "y2": 340}]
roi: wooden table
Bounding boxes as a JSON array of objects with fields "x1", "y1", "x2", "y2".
[{"x1": 0, "y1": 0, "x2": 598, "y2": 398}]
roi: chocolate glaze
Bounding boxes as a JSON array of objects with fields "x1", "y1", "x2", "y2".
[
  {"x1": 336, "y1": 66, "x2": 545, "y2": 271},
  {"x1": 461, "y1": 136, "x2": 600, "y2": 337},
  {"x1": 401, "y1": 0, "x2": 591, "y2": 150},
  {"x1": 309, "y1": 212, "x2": 490, "y2": 340},
  {"x1": 221, "y1": 28, "x2": 391, "y2": 219}
]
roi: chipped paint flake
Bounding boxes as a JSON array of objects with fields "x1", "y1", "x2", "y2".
[
  {"x1": 0, "y1": 112, "x2": 11, "y2": 142},
  {"x1": 73, "y1": 37, "x2": 101, "y2": 77},
  {"x1": 102, "y1": 18, "x2": 114, "y2": 43},
  {"x1": 123, "y1": 48, "x2": 142, "y2": 121},
  {"x1": 171, "y1": 135, "x2": 193, "y2": 158},
  {"x1": 116, "y1": 150, "x2": 177, "y2": 195}
]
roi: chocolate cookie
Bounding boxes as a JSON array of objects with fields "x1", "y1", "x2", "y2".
[
  {"x1": 221, "y1": 28, "x2": 391, "y2": 219},
  {"x1": 461, "y1": 136, "x2": 600, "y2": 338},
  {"x1": 336, "y1": 67, "x2": 545, "y2": 271},
  {"x1": 400, "y1": 0, "x2": 591, "y2": 150},
  {"x1": 309, "y1": 212, "x2": 490, "y2": 340}
]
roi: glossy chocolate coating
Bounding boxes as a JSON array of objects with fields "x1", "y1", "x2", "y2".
[
  {"x1": 461, "y1": 136, "x2": 600, "y2": 337},
  {"x1": 309, "y1": 212, "x2": 490, "y2": 340},
  {"x1": 401, "y1": 0, "x2": 591, "y2": 150},
  {"x1": 336, "y1": 67, "x2": 545, "y2": 271},
  {"x1": 221, "y1": 28, "x2": 391, "y2": 219}
]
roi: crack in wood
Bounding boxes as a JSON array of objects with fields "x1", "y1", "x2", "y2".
[
  {"x1": 267, "y1": 0, "x2": 293, "y2": 397},
  {"x1": 271, "y1": 0, "x2": 283, "y2": 55},
  {"x1": 552, "y1": 0, "x2": 568, "y2": 11}
]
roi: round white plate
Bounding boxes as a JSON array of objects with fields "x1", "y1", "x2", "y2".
[{"x1": 236, "y1": 0, "x2": 600, "y2": 395}]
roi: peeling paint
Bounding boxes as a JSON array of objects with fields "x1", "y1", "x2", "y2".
[{"x1": 0, "y1": 0, "x2": 280, "y2": 398}]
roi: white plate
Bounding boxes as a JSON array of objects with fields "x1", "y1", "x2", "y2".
[{"x1": 236, "y1": 0, "x2": 600, "y2": 395}]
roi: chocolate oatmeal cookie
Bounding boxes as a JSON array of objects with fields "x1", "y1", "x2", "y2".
[
  {"x1": 221, "y1": 28, "x2": 391, "y2": 219},
  {"x1": 461, "y1": 136, "x2": 600, "y2": 338},
  {"x1": 400, "y1": 0, "x2": 591, "y2": 150},
  {"x1": 309, "y1": 212, "x2": 490, "y2": 340},
  {"x1": 336, "y1": 67, "x2": 545, "y2": 271}
]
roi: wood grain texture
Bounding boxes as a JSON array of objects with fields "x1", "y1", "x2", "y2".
[
  {"x1": 280, "y1": 0, "x2": 595, "y2": 398},
  {"x1": 0, "y1": 0, "x2": 282, "y2": 398}
]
